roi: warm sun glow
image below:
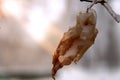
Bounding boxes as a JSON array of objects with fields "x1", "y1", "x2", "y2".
[
  {"x1": 26, "y1": 6, "x2": 50, "y2": 42},
  {"x1": 1, "y1": 0, "x2": 22, "y2": 18},
  {"x1": 1, "y1": 0, "x2": 66, "y2": 44},
  {"x1": 24, "y1": 0, "x2": 66, "y2": 42}
]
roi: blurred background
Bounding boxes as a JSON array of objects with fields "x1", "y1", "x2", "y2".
[{"x1": 0, "y1": 0, "x2": 120, "y2": 80}]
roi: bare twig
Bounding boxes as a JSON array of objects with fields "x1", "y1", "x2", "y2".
[
  {"x1": 80, "y1": 0, "x2": 93, "y2": 2},
  {"x1": 87, "y1": 0, "x2": 97, "y2": 12},
  {"x1": 80, "y1": 0, "x2": 120, "y2": 23},
  {"x1": 101, "y1": 2, "x2": 120, "y2": 23}
]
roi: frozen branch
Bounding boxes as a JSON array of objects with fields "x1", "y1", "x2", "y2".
[
  {"x1": 102, "y1": 2, "x2": 120, "y2": 23},
  {"x1": 80, "y1": 0, "x2": 120, "y2": 23}
]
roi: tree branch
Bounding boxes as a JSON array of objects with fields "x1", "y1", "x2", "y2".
[{"x1": 80, "y1": 0, "x2": 120, "y2": 23}]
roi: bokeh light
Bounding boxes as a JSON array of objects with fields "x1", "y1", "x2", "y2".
[{"x1": 1, "y1": 0, "x2": 23, "y2": 18}]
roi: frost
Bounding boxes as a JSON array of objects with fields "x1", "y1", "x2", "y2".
[{"x1": 52, "y1": 9, "x2": 98, "y2": 80}]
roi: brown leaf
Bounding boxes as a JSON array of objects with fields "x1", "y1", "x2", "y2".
[{"x1": 52, "y1": 9, "x2": 98, "y2": 80}]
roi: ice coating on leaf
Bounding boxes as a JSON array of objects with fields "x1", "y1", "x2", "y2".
[{"x1": 52, "y1": 9, "x2": 98, "y2": 80}]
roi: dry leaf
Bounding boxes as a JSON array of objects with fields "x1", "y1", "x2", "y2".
[{"x1": 52, "y1": 9, "x2": 98, "y2": 80}]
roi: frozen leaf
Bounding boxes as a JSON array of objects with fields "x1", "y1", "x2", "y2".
[{"x1": 52, "y1": 9, "x2": 98, "y2": 80}]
